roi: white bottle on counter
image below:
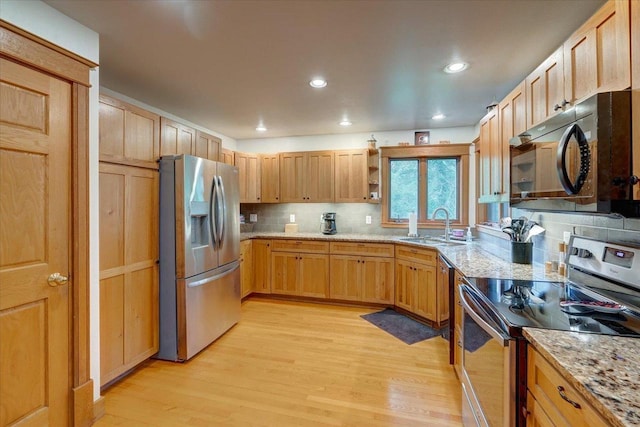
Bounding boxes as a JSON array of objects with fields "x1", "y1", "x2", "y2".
[{"x1": 466, "y1": 227, "x2": 473, "y2": 242}]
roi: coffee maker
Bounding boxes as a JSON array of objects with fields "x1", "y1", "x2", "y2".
[{"x1": 321, "y1": 212, "x2": 337, "y2": 235}]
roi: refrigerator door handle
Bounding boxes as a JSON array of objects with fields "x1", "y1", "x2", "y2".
[
  {"x1": 209, "y1": 174, "x2": 218, "y2": 249},
  {"x1": 186, "y1": 260, "x2": 240, "y2": 288},
  {"x1": 217, "y1": 175, "x2": 227, "y2": 248}
]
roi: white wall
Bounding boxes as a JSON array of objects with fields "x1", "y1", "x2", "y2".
[
  {"x1": 236, "y1": 126, "x2": 476, "y2": 153},
  {"x1": 100, "y1": 88, "x2": 238, "y2": 150},
  {"x1": 0, "y1": 0, "x2": 102, "y2": 401}
]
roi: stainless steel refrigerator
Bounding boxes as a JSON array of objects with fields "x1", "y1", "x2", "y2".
[{"x1": 157, "y1": 154, "x2": 240, "y2": 361}]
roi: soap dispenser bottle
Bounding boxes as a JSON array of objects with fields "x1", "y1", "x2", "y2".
[{"x1": 466, "y1": 227, "x2": 473, "y2": 242}]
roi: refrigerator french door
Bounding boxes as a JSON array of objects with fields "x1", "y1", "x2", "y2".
[{"x1": 157, "y1": 154, "x2": 240, "y2": 361}]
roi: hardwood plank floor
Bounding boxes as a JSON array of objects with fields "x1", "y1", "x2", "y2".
[{"x1": 95, "y1": 299, "x2": 462, "y2": 426}]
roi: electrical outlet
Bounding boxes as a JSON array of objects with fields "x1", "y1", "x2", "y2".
[
  {"x1": 365, "y1": 215, "x2": 372, "y2": 224},
  {"x1": 320, "y1": 214, "x2": 324, "y2": 222},
  {"x1": 290, "y1": 214, "x2": 296, "y2": 223},
  {"x1": 249, "y1": 214, "x2": 257, "y2": 222}
]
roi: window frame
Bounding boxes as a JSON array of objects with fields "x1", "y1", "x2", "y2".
[{"x1": 380, "y1": 144, "x2": 471, "y2": 228}]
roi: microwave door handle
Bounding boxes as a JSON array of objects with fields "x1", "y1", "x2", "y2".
[
  {"x1": 556, "y1": 123, "x2": 590, "y2": 195},
  {"x1": 458, "y1": 286, "x2": 509, "y2": 346},
  {"x1": 209, "y1": 175, "x2": 218, "y2": 249},
  {"x1": 215, "y1": 176, "x2": 225, "y2": 248}
]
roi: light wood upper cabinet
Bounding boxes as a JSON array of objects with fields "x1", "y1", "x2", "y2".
[
  {"x1": 235, "y1": 151, "x2": 261, "y2": 203},
  {"x1": 496, "y1": 81, "x2": 526, "y2": 200},
  {"x1": 280, "y1": 150, "x2": 334, "y2": 202},
  {"x1": 221, "y1": 148, "x2": 235, "y2": 165},
  {"x1": 160, "y1": 117, "x2": 195, "y2": 157},
  {"x1": 563, "y1": 0, "x2": 630, "y2": 105},
  {"x1": 99, "y1": 94, "x2": 160, "y2": 168},
  {"x1": 194, "y1": 130, "x2": 221, "y2": 161},
  {"x1": 261, "y1": 154, "x2": 280, "y2": 203},
  {"x1": 99, "y1": 163, "x2": 159, "y2": 386},
  {"x1": 478, "y1": 108, "x2": 503, "y2": 202},
  {"x1": 632, "y1": 0, "x2": 640, "y2": 200},
  {"x1": 526, "y1": 46, "x2": 565, "y2": 128},
  {"x1": 335, "y1": 149, "x2": 368, "y2": 202}
]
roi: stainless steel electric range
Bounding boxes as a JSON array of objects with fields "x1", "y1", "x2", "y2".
[{"x1": 458, "y1": 236, "x2": 640, "y2": 427}]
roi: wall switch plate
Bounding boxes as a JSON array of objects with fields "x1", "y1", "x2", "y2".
[
  {"x1": 365, "y1": 215, "x2": 372, "y2": 224},
  {"x1": 290, "y1": 214, "x2": 296, "y2": 223},
  {"x1": 249, "y1": 214, "x2": 257, "y2": 222}
]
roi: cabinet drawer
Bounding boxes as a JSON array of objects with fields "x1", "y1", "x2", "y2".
[
  {"x1": 271, "y1": 239, "x2": 329, "y2": 254},
  {"x1": 527, "y1": 346, "x2": 611, "y2": 427},
  {"x1": 395, "y1": 244, "x2": 437, "y2": 266},
  {"x1": 330, "y1": 241, "x2": 394, "y2": 257}
]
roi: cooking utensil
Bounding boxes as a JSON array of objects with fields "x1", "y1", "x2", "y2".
[
  {"x1": 502, "y1": 227, "x2": 515, "y2": 240},
  {"x1": 525, "y1": 224, "x2": 545, "y2": 242}
]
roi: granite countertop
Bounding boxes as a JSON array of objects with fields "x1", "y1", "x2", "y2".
[
  {"x1": 524, "y1": 328, "x2": 640, "y2": 427},
  {"x1": 240, "y1": 231, "x2": 566, "y2": 282}
]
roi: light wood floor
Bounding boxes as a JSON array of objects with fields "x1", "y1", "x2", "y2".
[{"x1": 95, "y1": 299, "x2": 462, "y2": 426}]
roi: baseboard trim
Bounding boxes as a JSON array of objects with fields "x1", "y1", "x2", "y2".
[{"x1": 93, "y1": 396, "x2": 106, "y2": 422}]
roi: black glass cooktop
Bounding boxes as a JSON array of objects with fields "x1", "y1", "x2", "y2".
[{"x1": 465, "y1": 277, "x2": 640, "y2": 337}]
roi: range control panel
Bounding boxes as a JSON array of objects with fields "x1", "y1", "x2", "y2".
[{"x1": 568, "y1": 236, "x2": 639, "y2": 288}]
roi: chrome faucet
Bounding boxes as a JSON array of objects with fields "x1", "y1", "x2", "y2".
[{"x1": 432, "y1": 207, "x2": 451, "y2": 241}]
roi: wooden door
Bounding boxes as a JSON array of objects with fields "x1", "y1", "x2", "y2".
[
  {"x1": 307, "y1": 151, "x2": 334, "y2": 202},
  {"x1": 0, "y1": 58, "x2": 71, "y2": 426},
  {"x1": 271, "y1": 252, "x2": 298, "y2": 294},
  {"x1": 329, "y1": 255, "x2": 361, "y2": 300},
  {"x1": 279, "y1": 152, "x2": 306, "y2": 202},
  {"x1": 235, "y1": 152, "x2": 261, "y2": 203},
  {"x1": 160, "y1": 117, "x2": 195, "y2": 156},
  {"x1": 335, "y1": 149, "x2": 368, "y2": 202},
  {"x1": 252, "y1": 239, "x2": 271, "y2": 293},
  {"x1": 195, "y1": 130, "x2": 221, "y2": 161},
  {"x1": 394, "y1": 260, "x2": 413, "y2": 311},
  {"x1": 526, "y1": 47, "x2": 565, "y2": 128},
  {"x1": 413, "y1": 264, "x2": 436, "y2": 321},
  {"x1": 240, "y1": 240, "x2": 253, "y2": 297},
  {"x1": 361, "y1": 257, "x2": 394, "y2": 304},
  {"x1": 564, "y1": 0, "x2": 630, "y2": 105},
  {"x1": 298, "y1": 254, "x2": 329, "y2": 298},
  {"x1": 99, "y1": 94, "x2": 160, "y2": 167},
  {"x1": 261, "y1": 154, "x2": 280, "y2": 203},
  {"x1": 633, "y1": 0, "x2": 640, "y2": 201}
]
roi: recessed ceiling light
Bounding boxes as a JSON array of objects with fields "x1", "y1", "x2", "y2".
[
  {"x1": 444, "y1": 62, "x2": 468, "y2": 73},
  {"x1": 256, "y1": 125, "x2": 267, "y2": 132},
  {"x1": 339, "y1": 120, "x2": 352, "y2": 126},
  {"x1": 432, "y1": 113, "x2": 446, "y2": 120},
  {"x1": 309, "y1": 78, "x2": 327, "y2": 88}
]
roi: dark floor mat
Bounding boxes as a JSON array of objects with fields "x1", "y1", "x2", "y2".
[{"x1": 361, "y1": 308, "x2": 446, "y2": 345}]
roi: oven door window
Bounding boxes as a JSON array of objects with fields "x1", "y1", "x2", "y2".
[
  {"x1": 510, "y1": 116, "x2": 595, "y2": 201},
  {"x1": 463, "y1": 311, "x2": 508, "y2": 427}
]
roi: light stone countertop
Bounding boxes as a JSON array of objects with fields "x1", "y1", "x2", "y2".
[
  {"x1": 524, "y1": 328, "x2": 640, "y2": 427},
  {"x1": 240, "y1": 231, "x2": 566, "y2": 282}
]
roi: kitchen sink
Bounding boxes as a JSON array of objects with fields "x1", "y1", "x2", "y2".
[{"x1": 398, "y1": 237, "x2": 466, "y2": 246}]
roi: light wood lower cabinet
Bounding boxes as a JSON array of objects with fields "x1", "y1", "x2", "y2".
[
  {"x1": 527, "y1": 345, "x2": 612, "y2": 427},
  {"x1": 329, "y1": 255, "x2": 394, "y2": 303},
  {"x1": 240, "y1": 240, "x2": 253, "y2": 298},
  {"x1": 272, "y1": 252, "x2": 329, "y2": 298},
  {"x1": 99, "y1": 163, "x2": 159, "y2": 386},
  {"x1": 253, "y1": 239, "x2": 271, "y2": 293},
  {"x1": 395, "y1": 246, "x2": 440, "y2": 324}
]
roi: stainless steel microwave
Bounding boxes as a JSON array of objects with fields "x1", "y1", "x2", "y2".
[{"x1": 509, "y1": 91, "x2": 639, "y2": 217}]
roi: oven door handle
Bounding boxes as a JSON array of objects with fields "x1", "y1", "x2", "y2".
[{"x1": 459, "y1": 285, "x2": 510, "y2": 346}]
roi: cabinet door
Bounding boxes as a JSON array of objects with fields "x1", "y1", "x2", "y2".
[
  {"x1": 633, "y1": 0, "x2": 640, "y2": 201},
  {"x1": 261, "y1": 154, "x2": 280, "y2": 203},
  {"x1": 253, "y1": 239, "x2": 271, "y2": 293},
  {"x1": 498, "y1": 82, "x2": 526, "y2": 198},
  {"x1": 160, "y1": 117, "x2": 195, "y2": 156},
  {"x1": 394, "y1": 260, "x2": 413, "y2": 311},
  {"x1": 99, "y1": 95, "x2": 160, "y2": 167},
  {"x1": 220, "y1": 148, "x2": 235, "y2": 165},
  {"x1": 240, "y1": 240, "x2": 253, "y2": 298},
  {"x1": 413, "y1": 264, "x2": 437, "y2": 321},
  {"x1": 436, "y1": 257, "x2": 449, "y2": 325},
  {"x1": 235, "y1": 152, "x2": 261, "y2": 203},
  {"x1": 271, "y1": 252, "x2": 298, "y2": 295},
  {"x1": 564, "y1": 0, "x2": 630, "y2": 105},
  {"x1": 526, "y1": 47, "x2": 565, "y2": 128},
  {"x1": 299, "y1": 254, "x2": 329, "y2": 298},
  {"x1": 329, "y1": 255, "x2": 361, "y2": 300},
  {"x1": 307, "y1": 151, "x2": 334, "y2": 202},
  {"x1": 525, "y1": 392, "x2": 555, "y2": 427},
  {"x1": 279, "y1": 152, "x2": 306, "y2": 202},
  {"x1": 361, "y1": 257, "x2": 394, "y2": 304},
  {"x1": 195, "y1": 130, "x2": 221, "y2": 161},
  {"x1": 335, "y1": 149, "x2": 368, "y2": 202},
  {"x1": 478, "y1": 113, "x2": 493, "y2": 200}
]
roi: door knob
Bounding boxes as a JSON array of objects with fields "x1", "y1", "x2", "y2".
[{"x1": 47, "y1": 272, "x2": 68, "y2": 287}]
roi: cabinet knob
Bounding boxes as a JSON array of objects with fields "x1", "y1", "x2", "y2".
[
  {"x1": 522, "y1": 407, "x2": 530, "y2": 418},
  {"x1": 553, "y1": 103, "x2": 562, "y2": 111},
  {"x1": 276, "y1": 197, "x2": 279, "y2": 200},
  {"x1": 561, "y1": 99, "x2": 570, "y2": 107}
]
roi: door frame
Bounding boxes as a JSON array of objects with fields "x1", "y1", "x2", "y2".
[{"x1": 1, "y1": 21, "x2": 97, "y2": 426}]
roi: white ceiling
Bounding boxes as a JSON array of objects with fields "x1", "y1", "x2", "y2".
[{"x1": 45, "y1": 0, "x2": 605, "y2": 140}]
